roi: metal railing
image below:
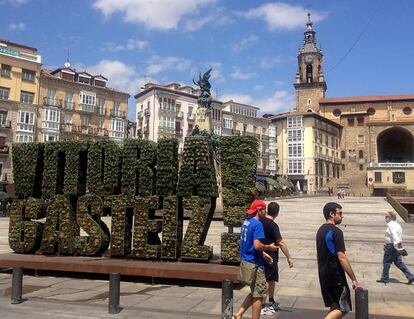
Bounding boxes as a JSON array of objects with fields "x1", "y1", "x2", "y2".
[
  {"x1": 368, "y1": 162, "x2": 414, "y2": 168},
  {"x1": 43, "y1": 97, "x2": 62, "y2": 107}
]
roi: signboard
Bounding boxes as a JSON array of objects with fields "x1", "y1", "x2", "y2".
[{"x1": 0, "y1": 47, "x2": 20, "y2": 57}]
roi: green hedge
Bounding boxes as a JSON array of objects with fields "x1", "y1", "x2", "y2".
[
  {"x1": 177, "y1": 136, "x2": 217, "y2": 198},
  {"x1": 109, "y1": 195, "x2": 134, "y2": 257},
  {"x1": 181, "y1": 196, "x2": 215, "y2": 261},
  {"x1": 8, "y1": 198, "x2": 46, "y2": 253},
  {"x1": 220, "y1": 136, "x2": 258, "y2": 226},
  {"x1": 122, "y1": 139, "x2": 157, "y2": 196},
  {"x1": 75, "y1": 194, "x2": 110, "y2": 256},
  {"x1": 87, "y1": 140, "x2": 121, "y2": 196},
  {"x1": 156, "y1": 138, "x2": 179, "y2": 196},
  {"x1": 12, "y1": 143, "x2": 44, "y2": 198},
  {"x1": 221, "y1": 232, "x2": 240, "y2": 264},
  {"x1": 38, "y1": 195, "x2": 79, "y2": 255},
  {"x1": 161, "y1": 195, "x2": 183, "y2": 260},
  {"x1": 131, "y1": 196, "x2": 161, "y2": 259}
]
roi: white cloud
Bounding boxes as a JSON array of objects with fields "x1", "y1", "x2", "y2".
[
  {"x1": 220, "y1": 90, "x2": 295, "y2": 114},
  {"x1": 146, "y1": 56, "x2": 192, "y2": 75},
  {"x1": 93, "y1": 0, "x2": 215, "y2": 30},
  {"x1": 6, "y1": 0, "x2": 29, "y2": 5},
  {"x1": 232, "y1": 34, "x2": 258, "y2": 54},
  {"x1": 8, "y1": 22, "x2": 26, "y2": 31},
  {"x1": 245, "y1": 3, "x2": 326, "y2": 30},
  {"x1": 184, "y1": 8, "x2": 233, "y2": 31},
  {"x1": 260, "y1": 56, "x2": 282, "y2": 69},
  {"x1": 102, "y1": 39, "x2": 148, "y2": 52},
  {"x1": 230, "y1": 67, "x2": 256, "y2": 80}
]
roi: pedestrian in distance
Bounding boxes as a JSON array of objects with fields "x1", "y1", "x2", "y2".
[
  {"x1": 259, "y1": 202, "x2": 293, "y2": 316},
  {"x1": 376, "y1": 211, "x2": 414, "y2": 285},
  {"x1": 337, "y1": 189, "x2": 341, "y2": 200},
  {"x1": 233, "y1": 199, "x2": 278, "y2": 319},
  {"x1": 316, "y1": 202, "x2": 360, "y2": 319}
]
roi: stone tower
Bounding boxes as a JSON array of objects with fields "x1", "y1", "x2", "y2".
[{"x1": 294, "y1": 13, "x2": 327, "y2": 113}]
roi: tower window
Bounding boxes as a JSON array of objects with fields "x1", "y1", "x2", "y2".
[
  {"x1": 367, "y1": 107, "x2": 376, "y2": 116},
  {"x1": 403, "y1": 107, "x2": 412, "y2": 115},
  {"x1": 306, "y1": 65, "x2": 313, "y2": 83},
  {"x1": 359, "y1": 150, "x2": 364, "y2": 159},
  {"x1": 333, "y1": 109, "x2": 341, "y2": 117}
]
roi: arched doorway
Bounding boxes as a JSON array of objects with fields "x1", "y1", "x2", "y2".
[{"x1": 377, "y1": 127, "x2": 414, "y2": 162}]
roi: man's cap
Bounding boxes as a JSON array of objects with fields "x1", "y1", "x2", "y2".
[
  {"x1": 247, "y1": 199, "x2": 266, "y2": 215},
  {"x1": 385, "y1": 211, "x2": 397, "y2": 220}
]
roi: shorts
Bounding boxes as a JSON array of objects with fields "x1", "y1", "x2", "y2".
[
  {"x1": 239, "y1": 261, "x2": 267, "y2": 298},
  {"x1": 321, "y1": 284, "x2": 352, "y2": 313},
  {"x1": 265, "y1": 262, "x2": 279, "y2": 282}
]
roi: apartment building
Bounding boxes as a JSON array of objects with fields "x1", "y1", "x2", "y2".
[
  {"x1": 135, "y1": 83, "x2": 223, "y2": 153},
  {"x1": 270, "y1": 113, "x2": 341, "y2": 194},
  {"x1": 40, "y1": 65, "x2": 129, "y2": 143},
  {"x1": 0, "y1": 39, "x2": 42, "y2": 185}
]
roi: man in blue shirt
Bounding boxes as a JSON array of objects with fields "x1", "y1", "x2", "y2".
[{"x1": 233, "y1": 200, "x2": 278, "y2": 319}]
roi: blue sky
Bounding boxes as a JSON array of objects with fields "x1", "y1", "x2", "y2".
[{"x1": 2, "y1": 0, "x2": 414, "y2": 119}]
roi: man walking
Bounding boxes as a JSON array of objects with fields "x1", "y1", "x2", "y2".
[
  {"x1": 260, "y1": 202, "x2": 293, "y2": 316},
  {"x1": 316, "y1": 202, "x2": 360, "y2": 319},
  {"x1": 376, "y1": 211, "x2": 414, "y2": 284},
  {"x1": 233, "y1": 200, "x2": 278, "y2": 319}
]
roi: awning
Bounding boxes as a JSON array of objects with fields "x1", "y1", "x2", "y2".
[{"x1": 256, "y1": 175, "x2": 268, "y2": 182}]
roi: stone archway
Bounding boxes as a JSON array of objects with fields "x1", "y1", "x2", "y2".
[{"x1": 377, "y1": 127, "x2": 414, "y2": 162}]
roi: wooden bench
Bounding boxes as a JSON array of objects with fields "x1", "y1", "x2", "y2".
[{"x1": 0, "y1": 253, "x2": 239, "y2": 318}]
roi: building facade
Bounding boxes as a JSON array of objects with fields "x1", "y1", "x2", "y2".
[
  {"x1": 135, "y1": 83, "x2": 275, "y2": 175},
  {"x1": 291, "y1": 14, "x2": 414, "y2": 195},
  {"x1": 0, "y1": 39, "x2": 42, "y2": 186},
  {"x1": 40, "y1": 66, "x2": 129, "y2": 143}
]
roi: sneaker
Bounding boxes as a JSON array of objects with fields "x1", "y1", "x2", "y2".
[
  {"x1": 408, "y1": 278, "x2": 414, "y2": 285},
  {"x1": 376, "y1": 279, "x2": 388, "y2": 284},
  {"x1": 266, "y1": 301, "x2": 280, "y2": 311},
  {"x1": 261, "y1": 306, "x2": 276, "y2": 316}
]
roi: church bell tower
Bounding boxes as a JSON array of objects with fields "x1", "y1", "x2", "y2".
[{"x1": 294, "y1": 13, "x2": 327, "y2": 113}]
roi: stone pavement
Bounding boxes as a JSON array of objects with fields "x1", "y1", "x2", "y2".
[{"x1": 0, "y1": 196, "x2": 413, "y2": 318}]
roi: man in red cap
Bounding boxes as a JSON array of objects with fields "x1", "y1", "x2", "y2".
[{"x1": 233, "y1": 200, "x2": 278, "y2": 319}]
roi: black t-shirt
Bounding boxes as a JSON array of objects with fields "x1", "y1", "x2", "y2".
[
  {"x1": 261, "y1": 218, "x2": 282, "y2": 262},
  {"x1": 316, "y1": 223, "x2": 347, "y2": 286}
]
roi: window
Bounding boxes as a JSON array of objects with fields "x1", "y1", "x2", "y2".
[
  {"x1": 97, "y1": 119, "x2": 104, "y2": 128},
  {"x1": 160, "y1": 97, "x2": 175, "y2": 111},
  {"x1": 393, "y1": 172, "x2": 405, "y2": 184},
  {"x1": 20, "y1": 91, "x2": 34, "y2": 104},
  {"x1": 357, "y1": 117, "x2": 364, "y2": 126},
  {"x1": 81, "y1": 116, "x2": 89, "y2": 127},
  {"x1": 347, "y1": 118, "x2": 355, "y2": 126},
  {"x1": 359, "y1": 164, "x2": 364, "y2": 171},
  {"x1": 213, "y1": 126, "x2": 221, "y2": 136},
  {"x1": 110, "y1": 119, "x2": 125, "y2": 139},
  {"x1": 0, "y1": 87, "x2": 9, "y2": 100},
  {"x1": 64, "y1": 114, "x2": 72, "y2": 124},
  {"x1": 287, "y1": 116, "x2": 303, "y2": 128},
  {"x1": 403, "y1": 107, "x2": 412, "y2": 115},
  {"x1": 43, "y1": 108, "x2": 60, "y2": 129},
  {"x1": 80, "y1": 92, "x2": 95, "y2": 105},
  {"x1": 223, "y1": 118, "x2": 233, "y2": 129},
  {"x1": 16, "y1": 134, "x2": 34, "y2": 143},
  {"x1": 17, "y1": 111, "x2": 35, "y2": 132},
  {"x1": 342, "y1": 164, "x2": 345, "y2": 170},
  {"x1": 1, "y1": 64, "x2": 11, "y2": 78},
  {"x1": 357, "y1": 135, "x2": 365, "y2": 144},
  {"x1": 288, "y1": 159, "x2": 304, "y2": 174},
  {"x1": 358, "y1": 150, "x2": 364, "y2": 159},
  {"x1": 333, "y1": 109, "x2": 341, "y2": 117},
  {"x1": 43, "y1": 134, "x2": 58, "y2": 142},
  {"x1": 287, "y1": 129, "x2": 303, "y2": 142},
  {"x1": 375, "y1": 172, "x2": 382, "y2": 182},
  {"x1": 367, "y1": 107, "x2": 376, "y2": 116},
  {"x1": 288, "y1": 143, "x2": 303, "y2": 158},
  {"x1": 22, "y1": 69, "x2": 35, "y2": 82},
  {"x1": 188, "y1": 106, "x2": 193, "y2": 115},
  {"x1": 160, "y1": 116, "x2": 174, "y2": 129},
  {"x1": 97, "y1": 98, "x2": 105, "y2": 115}
]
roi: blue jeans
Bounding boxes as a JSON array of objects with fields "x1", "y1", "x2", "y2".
[{"x1": 381, "y1": 244, "x2": 414, "y2": 282}]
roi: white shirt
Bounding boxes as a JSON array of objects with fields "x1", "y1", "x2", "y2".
[{"x1": 384, "y1": 220, "x2": 402, "y2": 246}]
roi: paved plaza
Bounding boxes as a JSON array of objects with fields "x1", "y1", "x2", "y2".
[{"x1": 0, "y1": 196, "x2": 413, "y2": 318}]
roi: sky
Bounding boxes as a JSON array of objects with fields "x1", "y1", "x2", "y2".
[{"x1": 2, "y1": 0, "x2": 414, "y2": 120}]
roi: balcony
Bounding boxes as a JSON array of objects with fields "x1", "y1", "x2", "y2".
[
  {"x1": 61, "y1": 123, "x2": 74, "y2": 132},
  {"x1": 144, "y1": 109, "x2": 150, "y2": 117},
  {"x1": 0, "y1": 120, "x2": 11, "y2": 129},
  {"x1": 176, "y1": 129, "x2": 183, "y2": 137},
  {"x1": 79, "y1": 103, "x2": 95, "y2": 113},
  {"x1": 43, "y1": 97, "x2": 62, "y2": 107},
  {"x1": 137, "y1": 111, "x2": 143, "y2": 118},
  {"x1": 368, "y1": 162, "x2": 414, "y2": 169},
  {"x1": 0, "y1": 145, "x2": 9, "y2": 155},
  {"x1": 64, "y1": 101, "x2": 76, "y2": 111},
  {"x1": 187, "y1": 113, "x2": 195, "y2": 121},
  {"x1": 110, "y1": 110, "x2": 127, "y2": 119}
]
